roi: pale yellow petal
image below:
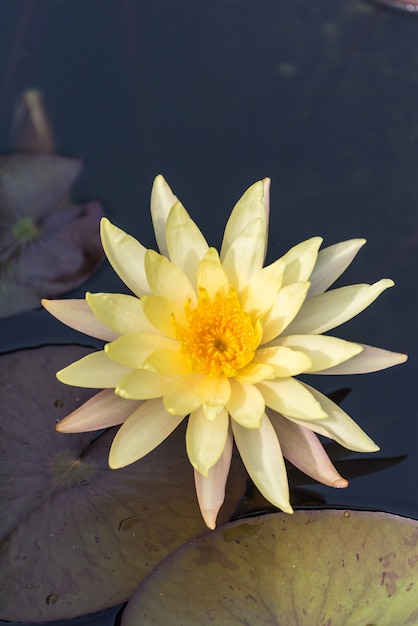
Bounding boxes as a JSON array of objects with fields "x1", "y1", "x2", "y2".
[
  {"x1": 261, "y1": 282, "x2": 310, "y2": 344},
  {"x1": 240, "y1": 258, "x2": 285, "y2": 319},
  {"x1": 144, "y1": 349, "x2": 190, "y2": 376},
  {"x1": 257, "y1": 378, "x2": 327, "y2": 420},
  {"x1": 116, "y1": 369, "x2": 172, "y2": 399},
  {"x1": 105, "y1": 334, "x2": 178, "y2": 369},
  {"x1": 141, "y1": 295, "x2": 184, "y2": 337},
  {"x1": 199, "y1": 375, "x2": 231, "y2": 419},
  {"x1": 163, "y1": 373, "x2": 205, "y2": 415},
  {"x1": 165, "y1": 200, "x2": 209, "y2": 284},
  {"x1": 281, "y1": 237, "x2": 322, "y2": 286},
  {"x1": 269, "y1": 334, "x2": 363, "y2": 373},
  {"x1": 150, "y1": 174, "x2": 178, "y2": 257},
  {"x1": 197, "y1": 248, "x2": 229, "y2": 300},
  {"x1": 313, "y1": 343, "x2": 408, "y2": 375},
  {"x1": 109, "y1": 398, "x2": 184, "y2": 468},
  {"x1": 308, "y1": 239, "x2": 366, "y2": 298},
  {"x1": 86, "y1": 292, "x2": 158, "y2": 336},
  {"x1": 284, "y1": 279, "x2": 394, "y2": 335},
  {"x1": 232, "y1": 414, "x2": 293, "y2": 513},
  {"x1": 56, "y1": 389, "x2": 142, "y2": 433},
  {"x1": 236, "y1": 362, "x2": 276, "y2": 384},
  {"x1": 42, "y1": 298, "x2": 119, "y2": 342},
  {"x1": 222, "y1": 217, "x2": 266, "y2": 291},
  {"x1": 290, "y1": 382, "x2": 379, "y2": 452},
  {"x1": 227, "y1": 379, "x2": 265, "y2": 428},
  {"x1": 267, "y1": 408, "x2": 348, "y2": 488},
  {"x1": 144, "y1": 249, "x2": 196, "y2": 307},
  {"x1": 186, "y1": 407, "x2": 229, "y2": 476},
  {"x1": 220, "y1": 180, "x2": 266, "y2": 259},
  {"x1": 57, "y1": 351, "x2": 131, "y2": 388},
  {"x1": 253, "y1": 346, "x2": 312, "y2": 376},
  {"x1": 100, "y1": 218, "x2": 150, "y2": 297},
  {"x1": 194, "y1": 428, "x2": 233, "y2": 529},
  {"x1": 262, "y1": 178, "x2": 271, "y2": 228}
]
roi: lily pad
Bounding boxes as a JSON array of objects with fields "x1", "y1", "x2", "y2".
[
  {"x1": 0, "y1": 345, "x2": 246, "y2": 621},
  {"x1": 123, "y1": 509, "x2": 418, "y2": 626},
  {"x1": 0, "y1": 154, "x2": 104, "y2": 318}
]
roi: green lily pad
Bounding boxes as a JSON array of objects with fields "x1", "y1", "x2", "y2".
[
  {"x1": 122, "y1": 509, "x2": 418, "y2": 626},
  {"x1": 0, "y1": 345, "x2": 246, "y2": 621},
  {"x1": 0, "y1": 154, "x2": 104, "y2": 318}
]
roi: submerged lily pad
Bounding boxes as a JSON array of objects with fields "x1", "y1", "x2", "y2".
[
  {"x1": 123, "y1": 509, "x2": 418, "y2": 626},
  {"x1": 0, "y1": 345, "x2": 246, "y2": 621},
  {"x1": 0, "y1": 154, "x2": 104, "y2": 318}
]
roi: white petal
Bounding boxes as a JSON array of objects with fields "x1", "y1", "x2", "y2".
[
  {"x1": 284, "y1": 279, "x2": 394, "y2": 335},
  {"x1": 293, "y1": 382, "x2": 379, "y2": 452},
  {"x1": 42, "y1": 299, "x2": 119, "y2": 342},
  {"x1": 232, "y1": 415, "x2": 293, "y2": 513},
  {"x1": 165, "y1": 201, "x2": 209, "y2": 285},
  {"x1": 56, "y1": 389, "x2": 142, "y2": 433},
  {"x1": 194, "y1": 428, "x2": 233, "y2": 529},
  {"x1": 109, "y1": 398, "x2": 184, "y2": 468},
  {"x1": 308, "y1": 239, "x2": 366, "y2": 298},
  {"x1": 100, "y1": 218, "x2": 150, "y2": 297},
  {"x1": 186, "y1": 407, "x2": 229, "y2": 476}
]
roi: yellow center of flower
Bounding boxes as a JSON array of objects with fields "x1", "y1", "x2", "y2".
[{"x1": 176, "y1": 287, "x2": 259, "y2": 377}]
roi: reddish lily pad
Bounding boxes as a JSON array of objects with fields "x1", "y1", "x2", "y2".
[
  {"x1": 123, "y1": 509, "x2": 418, "y2": 625},
  {"x1": 0, "y1": 154, "x2": 104, "y2": 318},
  {"x1": 0, "y1": 345, "x2": 246, "y2": 621}
]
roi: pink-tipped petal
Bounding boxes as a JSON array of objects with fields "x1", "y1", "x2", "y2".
[
  {"x1": 194, "y1": 428, "x2": 233, "y2": 529},
  {"x1": 267, "y1": 408, "x2": 348, "y2": 488},
  {"x1": 56, "y1": 389, "x2": 142, "y2": 433},
  {"x1": 42, "y1": 298, "x2": 119, "y2": 341}
]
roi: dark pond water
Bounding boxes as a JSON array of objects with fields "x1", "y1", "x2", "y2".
[{"x1": 0, "y1": 0, "x2": 417, "y2": 624}]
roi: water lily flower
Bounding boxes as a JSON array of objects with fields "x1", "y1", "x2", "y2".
[
  {"x1": 42, "y1": 176, "x2": 407, "y2": 528},
  {"x1": 0, "y1": 154, "x2": 104, "y2": 318}
]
